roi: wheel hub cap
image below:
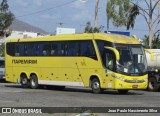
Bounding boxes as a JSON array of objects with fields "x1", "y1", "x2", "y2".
[{"x1": 93, "y1": 82, "x2": 99, "y2": 89}]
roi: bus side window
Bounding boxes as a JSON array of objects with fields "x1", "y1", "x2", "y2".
[
  {"x1": 50, "y1": 50, "x2": 55, "y2": 55},
  {"x1": 51, "y1": 43, "x2": 58, "y2": 56},
  {"x1": 67, "y1": 41, "x2": 73, "y2": 56},
  {"x1": 61, "y1": 43, "x2": 68, "y2": 56},
  {"x1": 6, "y1": 43, "x2": 15, "y2": 56},
  {"x1": 57, "y1": 42, "x2": 61, "y2": 56},
  {"x1": 69, "y1": 41, "x2": 77, "y2": 56},
  {"x1": 76, "y1": 42, "x2": 81, "y2": 56},
  {"x1": 35, "y1": 44, "x2": 40, "y2": 56},
  {"x1": 87, "y1": 41, "x2": 96, "y2": 59},
  {"x1": 15, "y1": 43, "x2": 20, "y2": 56},
  {"x1": 64, "y1": 44, "x2": 68, "y2": 56},
  {"x1": 24, "y1": 44, "x2": 28, "y2": 56},
  {"x1": 43, "y1": 43, "x2": 51, "y2": 56},
  {"x1": 81, "y1": 41, "x2": 97, "y2": 59},
  {"x1": 81, "y1": 41, "x2": 88, "y2": 56}
]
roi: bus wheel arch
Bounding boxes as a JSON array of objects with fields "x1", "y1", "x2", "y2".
[
  {"x1": 90, "y1": 75, "x2": 102, "y2": 94},
  {"x1": 20, "y1": 73, "x2": 30, "y2": 88},
  {"x1": 30, "y1": 73, "x2": 39, "y2": 89}
]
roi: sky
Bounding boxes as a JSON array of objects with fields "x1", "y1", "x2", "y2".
[{"x1": 6, "y1": 0, "x2": 150, "y2": 39}]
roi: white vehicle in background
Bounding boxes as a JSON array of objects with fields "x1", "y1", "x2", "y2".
[
  {"x1": 145, "y1": 49, "x2": 160, "y2": 91},
  {"x1": 0, "y1": 57, "x2": 5, "y2": 80}
]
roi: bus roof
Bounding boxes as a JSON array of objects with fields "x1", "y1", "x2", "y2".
[{"x1": 6, "y1": 33, "x2": 141, "y2": 44}]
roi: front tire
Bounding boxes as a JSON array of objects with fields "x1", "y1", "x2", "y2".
[
  {"x1": 30, "y1": 75, "x2": 38, "y2": 89},
  {"x1": 20, "y1": 75, "x2": 30, "y2": 88},
  {"x1": 91, "y1": 78, "x2": 102, "y2": 94},
  {"x1": 148, "y1": 77, "x2": 159, "y2": 91}
]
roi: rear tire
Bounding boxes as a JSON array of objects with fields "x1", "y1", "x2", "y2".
[
  {"x1": 91, "y1": 78, "x2": 102, "y2": 94},
  {"x1": 148, "y1": 77, "x2": 159, "y2": 92},
  {"x1": 30, "y1": 75, "x2": 38, "y2": 89},
  {"x1": 20, "y1": 75, "x2": 30, "y2": 88},
  {"x1": 118, "y1": 90, "x2": 128, "y2": 94}
]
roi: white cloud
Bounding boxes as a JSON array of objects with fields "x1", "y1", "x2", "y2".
[{"x1": 71, "y1": 0, "x2": 88, "y2": 9}]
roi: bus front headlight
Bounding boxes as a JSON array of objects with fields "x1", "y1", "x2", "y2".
[{"x1": 112, "y1": 75, "x2": 125, "y2": 81}]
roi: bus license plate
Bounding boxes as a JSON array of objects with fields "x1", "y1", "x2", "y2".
[{"x1": 132, "y1": 85, "x2": 138, "y2": 88}]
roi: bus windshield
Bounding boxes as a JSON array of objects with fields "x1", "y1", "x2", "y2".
[{"x1": 115, "y1": 44, "x2": 147, "y2": 75}]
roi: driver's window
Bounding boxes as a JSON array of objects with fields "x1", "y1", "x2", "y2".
[{"x1": 103, "y1": 49, "x2": 116, "y2": 71}]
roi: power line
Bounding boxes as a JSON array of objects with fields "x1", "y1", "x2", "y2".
[{"x1": 16, "y1": 0, "x2": 78, "y2": 18}]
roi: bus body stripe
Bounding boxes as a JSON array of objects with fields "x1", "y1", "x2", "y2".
[{"x1": 38, "y1": 80, "x2": 84, "y2": 87}]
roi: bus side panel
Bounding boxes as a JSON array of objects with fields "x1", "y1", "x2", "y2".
[
  {"x1": 5, "y1": 56, "x2": 14, "y2": 82},
  {"x1": 101, "y1": 70, "x2": 115, "y2": 89},
  {"x1": 39, "y1": 57, "x2": 74, "y2": 86},
  {"x1": 76, "y1": 57, "x2": 103, "y2": 87},
  {"x1": 5, "y1": 66, "x2": 13, "y2": 82},
  {"x1": 59, "y1": 68, "x2": 72, "y2": 82},
  {"x1": 40, "y1": 68, "x2": 59, "y2": 81}
]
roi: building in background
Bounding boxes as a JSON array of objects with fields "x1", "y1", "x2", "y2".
[
  {"x1": 56, "y1": 28, "x2": 75, "y2": 35},
  {"x1": 6, "y1": 31, "x2": 45, "y2": 40}
]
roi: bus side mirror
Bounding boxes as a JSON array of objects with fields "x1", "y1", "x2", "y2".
[
  {"x1": 144, "y1": 49, "x2": 154, "y2": 61},
  {"x1": 104, "y1": 46, "x2": 120, "y2": 61}
]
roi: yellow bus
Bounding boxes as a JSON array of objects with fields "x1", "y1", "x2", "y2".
[{"x1": 5, "y1": 33, "x2": 148, "y2": 94}]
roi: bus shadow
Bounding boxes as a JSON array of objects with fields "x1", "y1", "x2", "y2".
[
  {"x1": 63, "y1": 88, "x2": 145, "y2": 95},
  {"x1": 103, "y1": 90, "x2": 144, "y2": 95},
  {"x1": 4, "y1": 84, "x2": 145, "y2": 95},
  {"x1": 4, "y1": 84, "x2": 45, "y2": 89},
  {"x1": 0, "y1": 79, "x2": 8, "y2": 83},
  {"x1": 5, "y1": 84, "x2": 27, "y2": 89}
]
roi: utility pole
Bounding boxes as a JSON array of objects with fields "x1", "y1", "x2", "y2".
[
  {"x1": 107, "y1": 15, "x2": 109, "y2": 31},
  {"x1": 94, "y1": 0, "x2": 99, "y2": 28}
]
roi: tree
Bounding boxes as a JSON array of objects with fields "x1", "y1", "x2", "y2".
[
  {"x1": 0, "y1": 0, "x2": 14, "y2": 37},
  {"x1": 107, "y1": 0, "x2": 160, "y2": 48},
  {"x1": 84, "y1": 21, "x2": 100, "y2": 33},
  {"x1": 84, "y1": 21, "x2": 93, "y2": 33},
  {"x1": 143, "y1": 34, "x2": 160, "y2": 49},
  {"x1": 131, "y1": 0, "x2": 160, "y2": 48},
  {"x1": 106, "y1": 0, "x2": 139, "y2": 30}
]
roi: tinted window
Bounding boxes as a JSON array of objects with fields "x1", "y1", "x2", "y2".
[
  {"x1": 6, "y1": 43, "x2": 15, "y2": 56},
  {"x1": 96, "y1": 40, "x2": 113, "y2": 58},
  {"x1": 6, "y1": 40, "x2": 97, "y2": 60}
]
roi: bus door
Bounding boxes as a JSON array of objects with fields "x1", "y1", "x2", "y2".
[{"x1": 103, "y1": 49, "x2": 116, "y2": 89}]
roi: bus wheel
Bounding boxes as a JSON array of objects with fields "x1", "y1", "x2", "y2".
[
  {"x1": 91, "y1": 78, "x2": 102, "y2": 94},
  {"x1": 30, "y1": 75, "x2": 38, "y2": 89},
  {"x1": 118, "y1": 90, "x2": 128, "y2": 94},
  {"x1": 148, "y1": 77, "x2": 159, "y2": 92},
  {"x1": 20, "y1": 75, "x2": 30, "y2": 88}
]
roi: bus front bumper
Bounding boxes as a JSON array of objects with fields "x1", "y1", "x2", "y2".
[{"x1": 114, "y1": 79, "x2": 148, "y2": 90}]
